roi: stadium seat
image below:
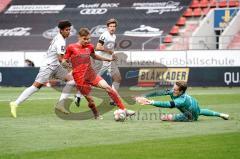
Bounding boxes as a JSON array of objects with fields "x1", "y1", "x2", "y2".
[
  {"x1": 229, "y1": 0, "x2": 239, "y2": 7},
  {"x1": 193, "y1": 8, "x2": 202, "y2": 17},
  {"x1": 183, "y1": 8, "x2": 193, "y2": 17},
  {"x1": 190, "y1": 0, "x2": 200, "y2": 8},
  {"x1": 0, "y1": 0, "x2": 12, "y2": 12},
  {"x1": 202, "y1": 8, "x2": 211, "y2": 15},
  {"x1": 209, "y1": 0, "x2": 217, "y2": 7},
  {"x1": 170, "y1": 26, "x2": 179, "y2": 35},
  {"x1": 200, "y1": 0, "x2": 209, "y2": 8},
  {"x1": 218, "y1": 0, "x2": 227, "y2": 7},
  {"x1": 164, "y1": 35, "x2": 173, "y2": 43},
  {"x1": 176, "y1": 17, "x2": 186, "y2": 26}
]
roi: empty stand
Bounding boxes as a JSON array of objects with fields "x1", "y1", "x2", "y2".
[
  {"x1": 163, "y1": 0, "x2": 240, "y2": 50},
  {"x1": 0, "y1": 0, "x2": 193, "y2": 51}
]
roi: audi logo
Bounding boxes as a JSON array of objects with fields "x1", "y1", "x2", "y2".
[{"x1": 80, "y1": 8, "x2": 108, "y2": 15}]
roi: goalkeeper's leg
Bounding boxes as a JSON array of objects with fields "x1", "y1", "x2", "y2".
[
  {"x1": 199, "y1": 109, "x2": 229, "y2": 120},
  {"x1": 161, "y1": 113, "x2": 196, "y2": 122}
]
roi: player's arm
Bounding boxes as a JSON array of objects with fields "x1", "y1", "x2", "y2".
[
  {"x1": 144, "y1": 89, "x2": 173, "y2": 98},
  {"x1": 135, "y1": 89, "x2": 172, "y2": 103},
  {"x1": 90, "y1": 51, "x2": 114, "y2": 62},
  {"x1": 136, "y1": 97, "x2": 183, "y2": 108},
  {"x1": 56, "y1": 41, "x2": 66, "y2": 62},
  {"x1": 136, "y1": 97, "x2": 174, "y2": 108},
  {"x1": 61, "y1": 45, "x2": 72, "y2": 68},
  {"x1": 95, "y1": 37, "x2": 113, "y2": 55},
  {"x1": 58, "y1": 54, "x2": 64, "y2": 62}
]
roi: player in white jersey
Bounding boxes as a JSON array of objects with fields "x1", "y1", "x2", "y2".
[
  {"x1": 9, "y1": 21, "x2": 73, "y2": 118},
  {"x1": 93, "y1": 18, "x2": 121, "y2": 106}
]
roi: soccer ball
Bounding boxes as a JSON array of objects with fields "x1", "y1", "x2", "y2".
[{"x1": 114, "y1": 109, "x2": 126, "y2": 122}]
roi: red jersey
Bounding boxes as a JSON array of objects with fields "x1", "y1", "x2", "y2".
[{"x1": 64, "y1": 42, "x2": 95, "y2": 75}]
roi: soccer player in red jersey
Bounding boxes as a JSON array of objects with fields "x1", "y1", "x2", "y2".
[{"x1": 63, "y1": 28, "x2": 135, "y2": 117}]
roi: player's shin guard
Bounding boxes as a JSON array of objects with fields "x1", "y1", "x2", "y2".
[{"x1": 107, "y1": 89, "x2": 125, "y2": 110}]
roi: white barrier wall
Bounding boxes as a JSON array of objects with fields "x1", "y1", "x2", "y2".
[
  {"x1": 219, "y1": 9, "x2": 240, "y2": 49},
  {"x1": 0, "y1": 52, "x2": 25, "y2": 67},
  {"x1": 190, "y1": 9, "x2": 216, "y2": 50},
  {"x1": 1, "y1": 50, "x2": 240, "y2": 67}
]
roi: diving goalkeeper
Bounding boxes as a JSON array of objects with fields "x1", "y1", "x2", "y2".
[{"x1": 135, "y1": 81, "x2": 229, "y2": 122}]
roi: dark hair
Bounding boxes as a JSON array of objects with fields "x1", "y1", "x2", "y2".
[
  {"x1": 106, "y1": 18, "x2": 118, "y2": 27},
  {"x1": 176, "y1": 81, "x2": 187, "y2": 93},
  {"x1": 78, "y1": 28, "x2": 90, "y2": 36},
  {"x1": 58, "y1": 20, "x2": 72, "y2": 30}
]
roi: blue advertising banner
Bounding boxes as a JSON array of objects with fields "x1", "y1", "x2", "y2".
[{"x1": 1, "y1": 67, "x2": 239, "y2": 87}]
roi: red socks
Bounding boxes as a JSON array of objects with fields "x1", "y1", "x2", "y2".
[{"x1": 107, "y1": 89, "x2": 125, "y2": 110}]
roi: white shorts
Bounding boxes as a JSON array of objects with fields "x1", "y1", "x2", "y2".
[
  {"x1": 35, "y1": 65, "x2": 68, "y2": 84},
  {"x1": 93, "y1": 60, "x2": 120, "y2": 76}
]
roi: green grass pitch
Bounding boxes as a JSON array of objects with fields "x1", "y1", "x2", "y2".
[{"x1": 0, "y1": 87, "x2": 239, "y2": 159}]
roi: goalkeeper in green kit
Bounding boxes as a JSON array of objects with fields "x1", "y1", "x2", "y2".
[{"x1": 135, "y1": 81, "x2": 229, "y2": 122}]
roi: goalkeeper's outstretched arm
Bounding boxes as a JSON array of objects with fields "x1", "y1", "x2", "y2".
[
  {"x1": 135, "y1": 97, "x2": 175, "y2": 108},
  {"x1": 144, "y1": 89, "x2": 173, "y2": 98}
]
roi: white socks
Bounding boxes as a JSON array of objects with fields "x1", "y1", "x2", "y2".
[
  {"x1": 15, "y1": 85, "x2": 39, "y2": 106},
  {"x1": 59, "y1": 80, "x2": 75, "y2": 101},
  {"x1": 76, "y1": 91, "x2": 82, "y2": 98}
]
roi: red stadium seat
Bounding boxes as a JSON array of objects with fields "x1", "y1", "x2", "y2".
[
  {"x1": 0, "y1": 0, "x2": 12, "y2": 12},
  {"x1": 218, "y1": 0, "x2": 227, "y2": 7},
  {"x1": 229, "y1": 0, "x2": 239, "y2": 7},
  {"x1": 200, "y1": 0, "x2": 209, "y2": 8},
  {"x1": 170, "y1": 26, "x2": 179, "y2": 35},
  {"x1": 183, "y1": 8, "x2": 193, "y2": 17},
  {"x1": 190, "y1": 0, "x2": 200, "y2": 8},
  {"x1": 176, "y1": 17, "x2": 186, "y2": 26},
  {"x1": 193, "y1": 8, "x2": 202, "y2": 17},
  {"x1": 164, "y1": 35, "x2": 173, "y2": 43},
  {"x1": 209, "y1": 0, "x2": 217, "y2": 8},
  {"x1": 202, "y1": 8, "x2": 211, "y2": 15}
]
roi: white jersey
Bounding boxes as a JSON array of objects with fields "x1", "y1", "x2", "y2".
[
  {"x1": 95, "y1": 30, "x2": 116, "y2": 59},
  {"x1": 42, "y1": 33, "x2": 66, "y2": 67}
]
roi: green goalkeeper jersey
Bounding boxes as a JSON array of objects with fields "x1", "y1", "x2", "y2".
[{"x1": 144, "y1": 89, "x2": 200, "y2": 120}]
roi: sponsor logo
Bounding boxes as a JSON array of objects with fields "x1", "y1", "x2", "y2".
[
  {"x1": 77, "y1": 3, "x2": 119, "y2": 8},
  {"x1": 138, "y1": 68, "x2": 189, "y2": 83},
  {"x1": 78, "y1": 3, "x2": 119, "y2": 15},
  {"x1": 80, "y1": 8, "x2": 107, "y2": 15},
  {"x1": 124, "y1": 25, "x2": 163, "y2": 37},
  {"x1": 90, "y1": 25, "x2": 107, "y2": 37},
  {"x1": 0, "y1": 27, "x2": 32, "y2": 36},
  {"x1": 224, "y1": 72, "x2": 240, "y2": 85},
  {"x1": 42, "y1": 26, "x2": 77, "y2": 39},
  {"x1": 132, "y1": 1, "x2": 183, "y2": 14},
  {"x1": 5, "y1": 5, "x2": 65, "y2": 14},
  {"x1": 0, "y1": 72, "x2": 2, "y2": 83},
  {"x1": 125, "y1": 70, "x2": 139, "y2": 79}
]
